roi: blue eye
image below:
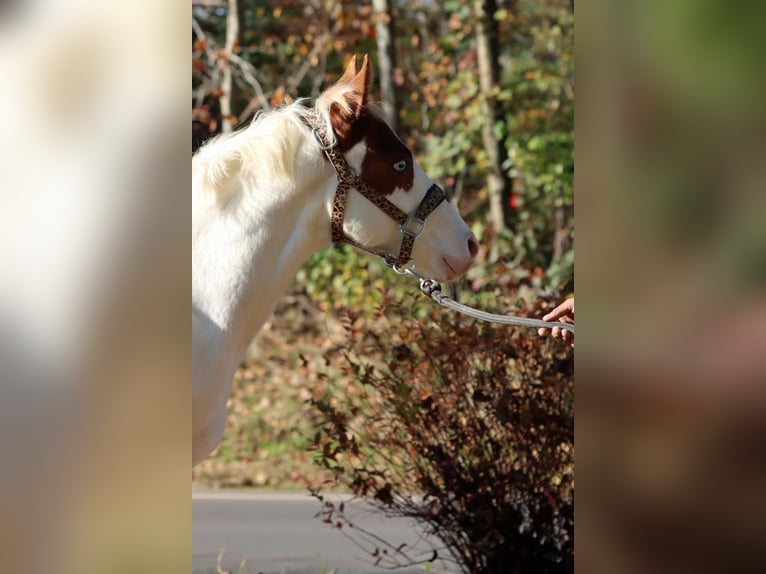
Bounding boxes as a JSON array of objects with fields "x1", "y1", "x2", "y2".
[{"x1": 393, "y1": 160, "x2": 407, "y2": 172}]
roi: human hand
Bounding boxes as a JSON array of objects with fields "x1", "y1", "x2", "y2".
[{"x1": 538, "y1": 297, "x2": 574, "y2": 346}]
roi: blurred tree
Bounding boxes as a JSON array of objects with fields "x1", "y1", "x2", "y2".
[
  {"x1": 220, "y1": 0, "x2": 240, "y2": 133},
  {"x1": 372, "y1": 0, "x2": 399, "y2": 131},
  {"x1": 475, "y1": 0, "x2": 513, "y2": 233}
]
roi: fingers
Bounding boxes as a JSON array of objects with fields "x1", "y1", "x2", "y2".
[
  {"x1": 540, "y1": 319, "x2": 574, "y2": 347},
  {"x1": 543, "y1": 298, "x2": 574, "y2": 321},
  {"x1": 539, "y1": 298, "x2": 574, "y2": 348},
  {"x1": 553, "y1": 326, "x2": 574, "y2": 348},
  {"x1": 540, "y1": 324, "x2": 569, "y2": 340}
]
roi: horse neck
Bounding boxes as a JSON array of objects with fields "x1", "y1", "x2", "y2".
[{"x1": 192, "y1": 150, "x2": 333, "y2": 366}]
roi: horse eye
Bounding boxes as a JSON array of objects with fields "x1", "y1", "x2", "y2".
[{"x1": 393, "y1": 160, "x2": 408, "y2": 172}]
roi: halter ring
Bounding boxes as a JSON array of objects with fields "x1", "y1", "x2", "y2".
[{"x1": 391, "y1": 260, "x2": 417, "y2": 275}]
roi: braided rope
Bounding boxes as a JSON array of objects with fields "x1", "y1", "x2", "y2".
[{"x1": 419, "y1": 280, "x2": 575, "y2": 333}]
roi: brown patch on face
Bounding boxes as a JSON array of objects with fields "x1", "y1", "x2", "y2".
[
  {"x1": 329, "y1": 100, "x2": 365, "y2": 151},
  {"x1": 326, "y1": 55, "x2": 414, "y2": 195},
  {"x1": 329, "y1": 107, "x2": 415, "y2": 196},
  {"x1": 359, "y1": 113, "x2": 414, "y2": 195}
]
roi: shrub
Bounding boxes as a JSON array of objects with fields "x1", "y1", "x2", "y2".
[{"x1": 309, "y1": 299, "x2": 574, "y2": 573}]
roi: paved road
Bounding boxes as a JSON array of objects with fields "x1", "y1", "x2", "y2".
[{"x1": 192, "y1": 491, "x2": 459, "y2": 574}]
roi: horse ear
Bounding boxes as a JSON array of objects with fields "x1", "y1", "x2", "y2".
[
  {"x1": 348, "y1": 54, "x2": 371, "y2": 108},
  {"x1": 327, "y1": 54, "x2": 371, "y2": 147},
  {"x1": 337, "y1": 55, "x2": 358, "y2": 85}
]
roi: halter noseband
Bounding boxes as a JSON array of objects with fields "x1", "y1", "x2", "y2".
[{"x1": 303, "y1": 111, "x2": 446, "y2": 268}]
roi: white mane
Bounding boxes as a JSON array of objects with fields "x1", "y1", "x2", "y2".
[{"x1": 192, "y1": 93, "x2": 351, "y2": 211}]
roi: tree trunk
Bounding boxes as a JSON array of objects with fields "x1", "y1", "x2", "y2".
[
  {"x1": 475, "y1": 0, "x2": 512, "y2": 233},
  {"x1": 220, "y1": 0, "x2": 240, "y2": 133},
  {"x1": 372, "y1": 0, "x2": 399, "y2": 132}
]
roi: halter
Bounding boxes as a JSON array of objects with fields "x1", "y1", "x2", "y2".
[{"x1": 302, "y1": 110, "x2": 446, "y2": 268}]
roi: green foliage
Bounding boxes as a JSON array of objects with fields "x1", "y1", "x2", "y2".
[
  {"x1": 404, "y1": 0, "x2": 573, "y2": 290},
  {"x1": 295, "y1": 245, "x2": 385, "y2": 317},
  {"x1": 499, "y1": 0, "x2": 574, "y2": 283}
]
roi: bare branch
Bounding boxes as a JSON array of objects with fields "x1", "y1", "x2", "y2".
[
  {"x1": 192, "y1": 17, "x2": 220, "y2": 107},
  {"x1": 228, "y1": 53, "x2": 271, "y2": 112},
  {"x1": 219, "y1": 0, "x2": 239, "y2": 133}
]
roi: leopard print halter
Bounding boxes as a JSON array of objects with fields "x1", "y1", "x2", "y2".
[{"x1": 302, "y1": 110, "x2": 446, "y2": 268}]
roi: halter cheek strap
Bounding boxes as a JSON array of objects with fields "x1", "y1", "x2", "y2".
[{"x1": 304, "y1": 111, "x2": 446, "y2": 268}]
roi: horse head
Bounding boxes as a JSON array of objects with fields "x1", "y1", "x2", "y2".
[{"x1": 315, "y1": 55, "x2": 478, "y2": 282}]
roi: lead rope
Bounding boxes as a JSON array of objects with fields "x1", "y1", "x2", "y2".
[{"x1": 390, "y1": 264, "x2": 575, "y2": 334}]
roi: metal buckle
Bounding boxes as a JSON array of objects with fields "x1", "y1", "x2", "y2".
[
  {"x1": 400, "y1": 214, "x2": 426, "y2": 238},
  {"x1": 312, "y1": 126, "x2": 337, "y2": 150}
]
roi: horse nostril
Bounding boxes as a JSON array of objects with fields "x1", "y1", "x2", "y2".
[{"x1": 467, "y1": 235, "x2": 479, "y2": 258}]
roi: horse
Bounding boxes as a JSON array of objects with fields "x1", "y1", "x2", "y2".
[{"x1": 192, "y1": 55, "x2": 479, "y2": 466}]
